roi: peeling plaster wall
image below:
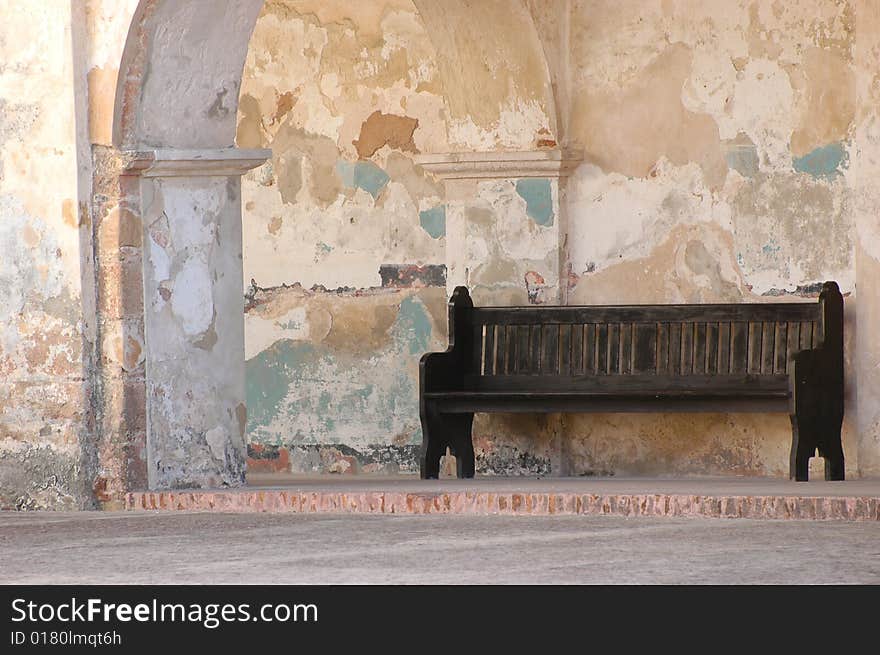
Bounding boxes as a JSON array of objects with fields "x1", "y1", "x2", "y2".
[
  {"x1": 5, "y1": 0, "x2": 879, "y2": 502},
  {"x1": 0, "y1": 2, "x2": 90, "y2": 508},
  {"x1": 239, "y1": 0, "x2": 868, "y2": 479},
  {"x1": 558, "y1": 0, "x2": 860, "y2": 478},
  {"x1": 850, "y1": 0, "x2": 880, "y2": 476},
  {"x1": 412, "y1": 0, "x2": 558, "y2": 149},
  {"x1": 238, "y1": 1, "x2": 452, "y2": 473}
]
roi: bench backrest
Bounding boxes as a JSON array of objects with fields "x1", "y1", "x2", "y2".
[{"x1": 444, "y1": 283, "x2": 843, "y2": 388}]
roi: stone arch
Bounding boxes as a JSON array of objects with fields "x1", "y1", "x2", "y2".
[
  {"x1": 114, "y1": 0, "x2": 559, "y2": 152},
  {"x1": 107, "y1": 0, "x2": 560, "y2": 492},
  {"x1": 114, "y1": 0, "x2": 265, "y2": 149}
]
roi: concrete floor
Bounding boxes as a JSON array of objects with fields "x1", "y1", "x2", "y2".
[{"x1": 1, "y1": 511, "x2": 878, "y2": 584}]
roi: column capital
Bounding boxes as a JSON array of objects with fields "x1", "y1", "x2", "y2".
[
  {"x1": 122, "y1": 148, "x2": 271, "y2": 178},
  {"x1": 413, "y1": 148, "x2": 583, "y2": 181}
]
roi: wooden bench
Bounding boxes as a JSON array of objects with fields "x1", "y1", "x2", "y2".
[{"x1": 419, "y1": 283, "x2": 845, "y2": 482}]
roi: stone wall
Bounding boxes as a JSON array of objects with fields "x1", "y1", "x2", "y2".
[
  {"x1": 556, "y1": 0, "x2": 860, "y2": 477},
  {"x1": 0, "y1": 1, "x2": 92, "y2": 508}
]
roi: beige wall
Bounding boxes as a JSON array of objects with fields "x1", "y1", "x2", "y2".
[
  {"x1": 557, "y1": 0, "x2": 859, "y2": 477},
  {"x1": 0, "y1": 1, "x2": 91, "y2": 508}
]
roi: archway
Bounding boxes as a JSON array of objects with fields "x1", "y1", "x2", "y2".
[{"x1": 106, "y1": 0, "x2": 564, "y2": 492}]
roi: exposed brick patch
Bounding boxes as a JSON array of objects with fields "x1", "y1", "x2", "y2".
[
  {"x1": 760, "y1": 282, "x2": 825, "y2": 297},
  {"x1": 124, "y1": 490, "x2": 880, "y2": 521},
  {"x1": 248, "y1": 444, "x2": 421, "y2": 475},
  {"x1": 379, "y1": 264, "x2": 446, "y2": 289},
  {"x1": 246, "y1": 444, "x2": 290, "y2": 474},
  {"x1": 244, "y1": 274, "x2": 445, "y2": 312}
]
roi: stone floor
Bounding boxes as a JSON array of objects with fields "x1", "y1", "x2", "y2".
[
  {"x1": 124, "y1": 474, "x2": 880, "y2": 521},
  {"x1": 1, "y1": 510, "x2": 878, "y2": 584}
]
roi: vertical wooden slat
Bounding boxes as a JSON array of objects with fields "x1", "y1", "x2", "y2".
[
  {"x1": 542, "y1": 324, "x2": 559, "y2": 374},
  {"x1": 812, "y1": 320, "x2": 821, "y2": 348},
  {"x1": 620, "y1": 323, "x2": 633, "y2": 375},
  {"x1": 484, "y1": 324, "x2": 496, "y2": 375},
  {"x1": 474, "y1": 325, "x2": 486, "y2": 375},
  {"x1": 506, "y1": 324, "x2": 517, "y2": 374},
  {"x1": 718, "y1": 322, "x2": 731, "y2": 374},
  {"x1": 706, "y1": 322, "x2": 719, "y2": 374},
  {"x1": 693, "y1": 323, "x2": 707, "y2": 374},
  {"x1": 596, "y1": 324, "x2": 608, "y2": 375},
  {"x1": 570, "y1": 325, "x2": 584, "y2": 376},
  {"x1": 669, "y1": 323, "x2": 682, "y2": 375},
  {"x1": 634, "y1": 323, "x2": 657, "y2": 374},
  {"x1": 774, "y1": 322, "x2": 787, "y2": 374},
  {"x1": 787, "y1": 321, "x2": 801, "y2": 365},
  {"x1": 529, "y1": 324, "x2": 542, "y2": 374},
  {"x1": 731, "y1": 321, "x2": 748, "y2": 374},
  {"x1": 657, "y1": 323, "x2": 669, "y2": 375},
  {"x1": 559, "y1": 324, "x2": 572, "y2": 375},
  {"x1": 681, "y1": 322, "x2": 694, "y2": 374},
  {"x1": 800, "y1": 321, "x2": 813, "y2": 350},
  {"x1": 608, "y1": 324, "x2": 620, "y2": 375},
  {"x1": 761, "y1": 321, "x2": 775, "y2": 374},
  {"x1": 495, "y1": 325, "x2": 507, "y2": 374},
  {"x1": 585, "y1": 324, "x2": 596, "y2": 373},
  {"x1": 747, "y1": 321, "x2": 762, "y2": 373},
  {"x1": 516, "y1": 325, "x2": 529, "y2": 374}
]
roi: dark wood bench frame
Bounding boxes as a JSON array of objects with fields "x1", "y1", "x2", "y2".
[{"x1": 419, "y1": 282, "x2": 845, "y2": 482}]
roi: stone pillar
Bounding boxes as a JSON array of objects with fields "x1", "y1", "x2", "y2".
[
  {"x1": 415, "y1": 150, "x2": 581, "y2": 306},
  {"x1": 852, "y1": 2, "x2": 880, "y2": 477},
  {"x1": 125, "y1": 149, "x2": 270, "y2": 489},
  {"x1": 415, "y1": 150, "x2": 582, "y2": 476}
]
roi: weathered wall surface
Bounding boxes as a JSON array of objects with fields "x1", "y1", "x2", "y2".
[
  {"x1": 558, "y1": 0, "x2": 860, "y2": 477},
  {"x1": 3, "y1": 0, "x2": 878, "y2": 504},
  {"x1": 238, "y1": 0, "x2": 452, "y2": 473},
  {"x1": 0, "y1": 2, "x2": 90, "y2": 508},
  {"x1": 850, "y1": 0, "x2": 880, "y2": 476},
  {"x1": 238, "y1": 0, "x2": 867, "y2": 478}
]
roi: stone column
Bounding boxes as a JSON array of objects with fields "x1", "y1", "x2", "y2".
[
  {"x1": 415, "y1": 150, "x2": 582, "y2": 476},
  {"x1": 852, "y1": 2, "x2": 880, "y2": 477},
  {"x1": 415, "y1": 150, "x2": 582, "y2": 306},
  {"x1": 125, "y1": 148, "x2": 270, "y2": 489}
]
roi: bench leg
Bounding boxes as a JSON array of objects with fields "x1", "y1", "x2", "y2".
[
  {"x1": 419, "y1": 410, "x2": 475, "y2": 479},
  {"x1": 790, "y1": 411, "x2": 845, "y2": 482},
  {"x1": 789, "y1": 413, "x2": 816, "y2": 482},
  {"x1": 449, "y1": 413, "x2": 475, "y2": 479},
  {"x1": 420, "y1": 405, "x2": 445, "y2": 480},
  {"x1": 818, "y1": 413, "x2": 845, "y2": 481}
]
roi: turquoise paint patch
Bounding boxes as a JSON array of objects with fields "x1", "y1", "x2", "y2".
[
  {"x1": 246, "y1": 340, "x2": 317, "y2": 433},
  {"x1": 725, "y1": 145, "x2": 759, "y2": 178},
  {"x1": 394, "y1": 296, "x2": 433, "y2": 355},
  {"x1": 335, "y1": 161, "x2": 356, "y2": 187},
  {"x1": 336, "y1": 160, "x2": 390, "y2": 198},
  {"x1": 793, "y1": 142, "x2": 848, "y2": 179},
  {"x1": 355, "y1": 161, "x2": 390, "y2": 198},
  {"x1": 515, "y1": 178, "x2": 554, "y2": 226},
  {"x1": 418, "y1": 205, "x2": 446, "y2": 239}
]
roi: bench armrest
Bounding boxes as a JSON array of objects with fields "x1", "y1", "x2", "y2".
[
  {"x1": 420, "y1": 286, "x2": 475, "y2": 393},
  {"x1": 788, "y1": 281, "x2": 844, "y2": 416},
  {"x1": 420, "y1": 350, "x2": 462, "y2": 393}
]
